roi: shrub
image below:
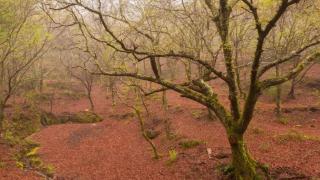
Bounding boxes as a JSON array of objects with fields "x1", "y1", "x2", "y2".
[{"x1": 168, "y1": 150, "x2": 178, "y2": 164}]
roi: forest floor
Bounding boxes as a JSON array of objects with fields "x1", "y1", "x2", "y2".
[{"x1": 1, "y1": 66, "x2": 320, "y2": 180}]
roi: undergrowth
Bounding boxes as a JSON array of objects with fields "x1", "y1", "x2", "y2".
[
  {"x1": 276, "y1": 130, "x2": 320, "y2": 143},
  {"x1": 167, "y1": 150, "x2": 178, "y2": 165},
  {"x1": 179, "y1": 139, "x2": 204, "y2": 149},
  {"x1": 2, "y1": 105, "x2": 55, "y2": 178}
]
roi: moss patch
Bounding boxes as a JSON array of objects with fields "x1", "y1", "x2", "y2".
[
  {"x1": 41, "y1": 111, "x2": 103, "y2": 126},
  {"x1": 58, "y1": 111, "x2": 103, "y2": 124},
  {"x1": 2, "y1": 106, "x2": 55, "y2": 178},
  {"x1": 2, "y1": 106, "x2": 41, "y2": 146},
  {"x1": 276, "y1": 130, "x2": 320, "y2": 143},
  {"x1": 14, "y1": 140, "x2": 54, "y2": 178},
  {"x1": 179, "y1": 139, "x2": 204, "y2": 149}
]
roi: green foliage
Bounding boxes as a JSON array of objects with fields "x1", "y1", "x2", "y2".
[
  {"x1": 217, "y1": 164, "x2": 235, "y2": 176},
  {"x1": 14, "y1": 140, "x2": 55, "y2": 178},
  {"x1": 2, "y1": 106, "x2": 41, "y2": 145},
  {"x1": 179, "y1": 139, "x2": 204, "y2": 149},
  {"x1": 167, "y1": 150, "x2": 178, "y2": 164},
  {"x1": 24, "y1": 91, "x2": 53, "y2": 104}
]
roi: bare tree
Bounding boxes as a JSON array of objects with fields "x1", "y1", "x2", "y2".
[{"x1": 61, "y1": 51, "x2": 96, "y2": 111}]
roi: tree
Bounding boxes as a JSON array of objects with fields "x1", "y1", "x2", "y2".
[
  {"x1": 62, "y1": 51, "x2": 96, "y2": 111},
  {"x1": 0, "y1": 0, "x2": 49, "y2": 131},
  {"x1": 45, "y1": 0, "x2": 320, "y2": 179}
]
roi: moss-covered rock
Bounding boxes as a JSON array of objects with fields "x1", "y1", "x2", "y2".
[
  {"x1": 74, "y1": 111, "x2": 103, "y2": 123},
  {"x1": 40, "y1": 111, "x2": 60, "y2": 126},
  {"x1": 40, "y1": 111, "x2": 103, "y2": 126},
  {"x1": 145, "y1": 129, "x2": 160, "y2": 139},
  {"x1": 57, "y1": 111, "x2": 103, "y2": 124}
]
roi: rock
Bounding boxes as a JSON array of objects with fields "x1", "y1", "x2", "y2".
[
  {"x1": 207, "y1": 148, "x2": 212, "y2": 159},
  {"x1": 145, "y1": 129, "x2": 160, "y2": 139}
]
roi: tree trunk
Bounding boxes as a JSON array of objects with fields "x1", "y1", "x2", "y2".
[
  {"x1": 275, "y1": 65, "x2": 282, "y2": 117},
  {"x1": 134, "y1": 108, "x2": 159, "y2": 159},
  {"x1": 288, "y1": 78, "x2": 296, "y2": 99},
  {"x1": 229, "y1": 134, "x2": 258, "y2": 180},
  {"x1": 88, "y1": 93, "x2": 94, "y2": 112},
  {"x1": 0, "y1": 104, "x2": 4, "y2": 132}
]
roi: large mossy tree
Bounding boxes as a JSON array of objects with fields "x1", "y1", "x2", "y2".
[{"x1": 46, "y1": 0, "x2": 320, "y2": 179}]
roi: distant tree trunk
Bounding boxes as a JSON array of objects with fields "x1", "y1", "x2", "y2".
[
  {"x1": 39, "y1": 78, "x2": 44, "y2": 93},
  {"x1": 49, "y1": 96, "x2": 54, "y2": 113},
  {"x1": 167, "y1": 61, "x2": 176, "y2": 81},
  {"x1": 88, "y1": 90, "x2": 94, "y2": 111},
  {"x1": 275, "y1": 65, "x2": 282, "y2": 117},
  {"x1": 0, "y1": 104, "x2": 4, "y2": 131},
  {"x1": 109, "y1": 78, "x2": 116, "y2": 106},
  {"x1": 288, "y1": 78, "x2": 296, "y2": 99},
  {"x1": 38, "y1": 61, "x2": 44, "y2": 93},
  {"x1": 155, "y1": 57, "x2": 168, "y2": 111}
]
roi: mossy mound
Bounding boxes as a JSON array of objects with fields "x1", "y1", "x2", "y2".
[
  {"x1": 41, "y1": 111, "x2": 103, "y2": 126},
  {"x1": 3, "y1": 106, "x2": 41, "y2": 145},
  {"x1": 58, "y1": 111, "x2": 103, "y2": 124}
]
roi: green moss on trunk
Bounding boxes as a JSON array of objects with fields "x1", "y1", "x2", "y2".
[{"x1": 229, "y1": 134, "x2": 260, "y2": 180}]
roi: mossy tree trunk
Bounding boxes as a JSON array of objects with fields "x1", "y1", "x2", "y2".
[
  {"x1": 134, "y1": 108, "x2": 160, "y2": 159},
  {"x1": 228, "y1": 133, "x2": 258, "y2": 180}
]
